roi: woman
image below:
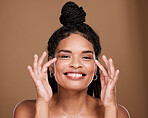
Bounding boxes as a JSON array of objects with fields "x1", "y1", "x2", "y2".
[{"x1": 13, "y1": 1, "x2": 130, "y2": 118}]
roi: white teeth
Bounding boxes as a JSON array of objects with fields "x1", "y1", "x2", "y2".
[{"x1": 67, "y1": 73, "x2": 82, "y2": 77}]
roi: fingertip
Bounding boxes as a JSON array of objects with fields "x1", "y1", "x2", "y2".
[
  {"x1": 95, "y1": 59, "x2": 98, "y2": 62},
  {"x1": 53, "y1": 58, "x2": 57, "y2": 61},
  {"x1": 27, "y1": 65, "x2": 31, "y2": 70},
  {"x1": 34, "y1": 54, "x2": 38, "y2": 58},
  {"x1": 102, "y1": 55, "x2": 106, "y2": 59},
  {"x1": 116, "y1": 69, "x2": 119, "y2": 74},
  {"x1": 43, "y1": 51, "x2": 47, "y2": 55},
  {"x1": 94, "y1": 60, "x2": 99, "y2": 65},
  {"x1": 109, "y1": 58, "x2": 113, "y2": 63}
]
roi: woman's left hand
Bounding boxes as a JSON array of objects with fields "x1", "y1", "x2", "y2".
[{"x1": 95, "y1": 55, "x2": 119, "y2": 109}]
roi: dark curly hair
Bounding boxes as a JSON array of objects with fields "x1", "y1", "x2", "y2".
[{"x1": 47, "y1": 1, "x2": 101, "y2": 99}]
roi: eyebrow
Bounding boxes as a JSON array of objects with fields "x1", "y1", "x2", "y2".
[
  {"x1": 82, "y1": 50, "x2": 94, "y2": 54},
  {"x1": 58, "y1": 49, "x2": 72, "y2": 53},
  {"x1": 58, "y1": 49, "x2": 94, "y2": 54}
]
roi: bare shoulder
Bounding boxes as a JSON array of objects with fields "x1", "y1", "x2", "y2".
[
  {"x1": 117, "y1": 104, "x2": 130, "y2": 118},
  {"x1": 13, "y1": 99, "x2": 36, "y2": 118}
]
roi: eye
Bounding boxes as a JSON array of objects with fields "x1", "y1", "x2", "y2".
[
  {"x1": 60, "y1": 55, "x2": 70, "y2": 58},
  {"x1": 82, "y1": 56, "x2": 92, "y2": 59}
]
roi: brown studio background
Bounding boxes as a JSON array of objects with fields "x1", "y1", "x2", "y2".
[{"x1": 0, "y1": 0, "x2": 148, "y2": 118}]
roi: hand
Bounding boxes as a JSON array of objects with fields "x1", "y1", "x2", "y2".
[
  {"x1": 95, "y1": 55, "x2": 119, "y2": 109},
  {"x1": 27, "y1": 51, "x2": 57, "y2": 102}
]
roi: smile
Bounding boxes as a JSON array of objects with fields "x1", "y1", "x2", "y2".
[
  {"x1": 64, "y1": 72, "x2": 86, "y2": 80},
  {"x1": 67, "y1": 73, "x2": 82, "y2": 77}
]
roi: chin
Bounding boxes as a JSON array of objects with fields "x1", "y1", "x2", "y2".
[
  {"x1": 69, "y1": 84, "x2": 87, "y2": 91},
  {"x1": 58, "y1": 80, "x2": 89, "y2": 92}
]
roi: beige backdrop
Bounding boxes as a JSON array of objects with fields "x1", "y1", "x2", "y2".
[{"x1": 0, "y1": 0, "x2": 148, "y2": 118}]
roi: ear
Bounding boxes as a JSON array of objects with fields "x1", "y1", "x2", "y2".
[{"x1": 48, "y1": 56, "x2": 54, "y2": 73}]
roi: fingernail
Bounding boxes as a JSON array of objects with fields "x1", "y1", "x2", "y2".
[
  {"x1": 102, "y1": 55, "x2": 106, "y2": 59},
  {"x1": 93, "y1": 54, "x2": 95, "y2": 60},
  {"x1": 43, "y1": 51, "x2": 46, "y2": 55},
  {"x1": 116, "y1": 69, "x2": 119, "y2": 73},
  {"x1": 53, "y1": 58, "x2": 57, "y2": 61},
  {"x1": 34, "y1": 54, "x2": 37, "y2": 58},
  {"x1": 109, "y1": 58, "x2": 112, "y2": 62},
  {"x1": 95, "y1": 60, "x2": 98, "y2": 62},
  {"x1": 27, "y1": 66, "x2": 31, "y2": 70}
]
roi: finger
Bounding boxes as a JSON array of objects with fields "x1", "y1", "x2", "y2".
[
  {"x1": 111, "y1": 69, "x2": 119, "y2": 87},
  {"x1": 45, "y1": 72, "x2": 49, "y2": 82},
  {"x1": 102, "y1": 55, "x2": 111, "y2": 76},
  {"x1": 100, "y1": 71, "x2": 106, "y2": 90},
  {"x1": 38, "y1": 51, "x2": 47, "y2": 72},
  {"x1": 42, "y1": 58, "x2": 57, "y2": 73},
  {"x1": 95, "y1": 60, "x2": 108, "y2": 84},
  {"x1": 27, "y1": 65, "x2": 37, "y2": 82},
  {"x1": 95, "y1": 60, "x2": 108, "y2": 77},
  {"x1": 33, "y1": 54, "x2": 39, "y2": 76},
  {"x1": 109, "y1": 58, "x2": 115, "y2": 79}
]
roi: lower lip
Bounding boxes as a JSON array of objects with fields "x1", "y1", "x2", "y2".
[{"x1": 64, "y1": 75, "x2": 85, "y2": 80}]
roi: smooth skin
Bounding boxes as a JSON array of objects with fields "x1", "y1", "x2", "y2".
[{"x1": 13, "y1": 34, "x2": 130, "y2": 118}]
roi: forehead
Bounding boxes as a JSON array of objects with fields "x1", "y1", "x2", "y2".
[{"x1": 55, "y1": 33, "x2": 94, "y2": 53}]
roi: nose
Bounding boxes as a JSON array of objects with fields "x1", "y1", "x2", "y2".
[{"x1": 69, "y1": 57, "x2": 82, "y2": 69}]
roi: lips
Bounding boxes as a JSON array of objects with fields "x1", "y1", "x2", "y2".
[{"x1": 64, "y1": 72, "x2": 86, "y2": 80}]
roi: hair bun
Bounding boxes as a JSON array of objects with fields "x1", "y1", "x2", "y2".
[{"x1": 60, "y1": 1, "x2": 86, "y2": 26}]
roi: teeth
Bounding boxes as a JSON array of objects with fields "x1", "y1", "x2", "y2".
[{"x1": 67, "y1": 73, "x2": 82, "y2": 77}]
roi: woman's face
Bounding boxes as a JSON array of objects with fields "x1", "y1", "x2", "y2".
[{"x1": 54, "y1": 33, "x2": 96, "y2": 91}]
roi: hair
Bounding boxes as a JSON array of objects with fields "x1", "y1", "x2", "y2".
[{"x1": 47, "y1": 1, "x2": 101, "y2": 99}]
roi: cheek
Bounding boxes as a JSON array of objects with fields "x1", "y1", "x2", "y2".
[
  {"x1": 55, "y1": 59, "x2": 70, "y2": 71},
  {"x1": 54, "y1": 60, "x2": 70, "y2": 81},
  {"x1": 82, "y1": 61, "x2": 96, "y2": 85},
  {"x1": 82, "y1": 61, "x2": 95, "y2": 74}
]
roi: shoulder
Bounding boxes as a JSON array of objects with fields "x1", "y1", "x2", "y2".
[
  {"x1": 117, "y1": 104, "x2": 130, "y2": 118},
  {"x1": 13, "y1": 99, "x2": 36, "y2": 118}
]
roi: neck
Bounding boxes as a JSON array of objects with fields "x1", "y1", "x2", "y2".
[{"x1": 55, "y1": 86, "x2": 89, "y2": 114}]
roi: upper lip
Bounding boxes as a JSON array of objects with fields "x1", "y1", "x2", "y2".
[{"x1": 63, "y1": 71, "x2": 86, "y2": 76}]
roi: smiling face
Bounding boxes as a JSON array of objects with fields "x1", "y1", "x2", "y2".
[{"x1": 53, "y1": 33, "x2": 96, "y2": 91}]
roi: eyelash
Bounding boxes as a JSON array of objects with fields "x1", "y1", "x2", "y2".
[
  {"x1": 60, "y1": 55, "x2": 70, "y2": 58},
  {"x1": 82, "y1": 56, "x2": 92, "y2": 59}
]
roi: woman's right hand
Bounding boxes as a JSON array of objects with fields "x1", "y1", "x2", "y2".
[{"x1": 27, "y1": 51, "x2": 57, "y2": 103}]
